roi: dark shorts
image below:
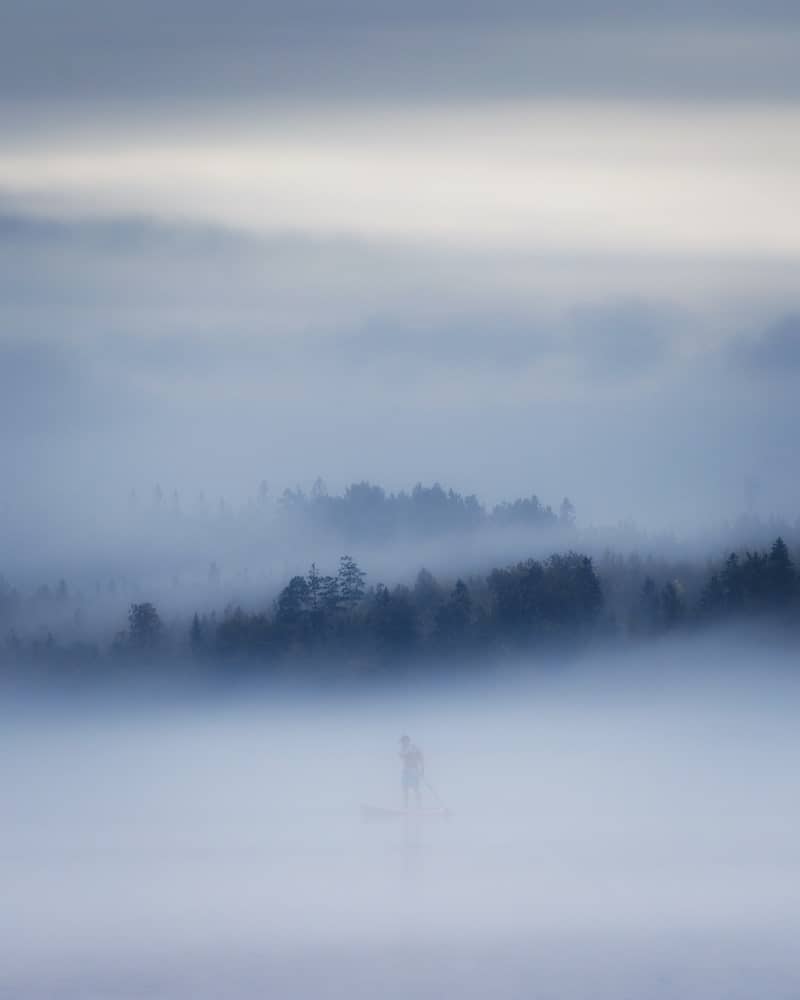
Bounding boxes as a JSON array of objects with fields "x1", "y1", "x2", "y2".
[{"x1": 402, "y1": 770, "x2": 420, "y2": 790}]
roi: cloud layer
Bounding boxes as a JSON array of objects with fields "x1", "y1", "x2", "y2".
[{"x1": 1, "y1": 1, "x2": 799, "y2": 554}]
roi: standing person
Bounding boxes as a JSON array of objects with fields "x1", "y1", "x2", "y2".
[{"x1": 399, "y1": 734, "x2": 424, "y2": 809}]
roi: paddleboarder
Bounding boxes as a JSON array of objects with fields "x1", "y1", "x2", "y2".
[{"x1": 399, "y1": 734, "x2": 424, "y2": 809}]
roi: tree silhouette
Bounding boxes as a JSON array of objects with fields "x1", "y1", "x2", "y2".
[
  {"x1": 190, "y1": 612, "x2": 203, "y2": 653},
  {"x1": 128, "y1": 602, "x2": 162, "y2": 650},
  {"x1": 338, "y1": 555, "x2": 366, "y2": 607},
  {"x1": 435, "y1": 579, "x2": 472, "y2": 650}
]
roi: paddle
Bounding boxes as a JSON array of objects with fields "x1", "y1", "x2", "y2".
[{"x1": 423, "y1": 776, "x2": 450, "y2": 814}]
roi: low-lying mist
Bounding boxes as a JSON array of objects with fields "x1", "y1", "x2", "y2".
[
  {"x1": 3, "y1": 637, "x2": 799, "y2": 999},
  {"x1": 3, "y1": 478, "x2": 799, "y2": 653}
]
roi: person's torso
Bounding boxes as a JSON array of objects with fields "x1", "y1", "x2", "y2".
[{"x1": 401, "y1": 746, "x2": 423, "y2": 771}]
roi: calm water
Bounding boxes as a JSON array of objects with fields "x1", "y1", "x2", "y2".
[{"x1": 3, "y1": 654, "x2": 799, "y2": 998}]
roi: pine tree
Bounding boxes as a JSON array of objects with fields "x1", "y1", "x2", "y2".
[
  {"x1": 338, "y1": 555, "x2": 366, "y2": 607},
  {"x1": 660, "y1": 581, "x2": 685, "y2": 629},
  {"x1": 306, "y1": 563, "x2": 322, "y2": 612},
  {"x1": 766, "y1": 537, "x2": 795, "y2": 606},
  {"x1": 435, "y1": 579, "x2": 472, "y2": 647},
  {"x1": 128, "y1": 602, "x2": 163, "y2": 650},
  {"x1": 320, "y1": 575, "x2": 341, "y2": 613},
  {"x1": 275, "y1": 577, "x2": 310, "y2": 628},
  {"x1": 190, "y1": 613, "x2": 203, "y2": 652}
]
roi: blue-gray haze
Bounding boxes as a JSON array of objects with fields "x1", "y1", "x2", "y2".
[
  {"x1": 1, "y1": 0, "x2": 799, "y2": 554},
  {"x1": 3, "y1": 640, "x2": 799, "y2": 999},
  {"x1": 2, "y1": 8, "x2": 800, "y2": 996}
]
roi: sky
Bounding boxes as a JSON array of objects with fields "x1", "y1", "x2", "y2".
[{"x1": 2, "y1": 0, "x2": 800, "y2": 534}]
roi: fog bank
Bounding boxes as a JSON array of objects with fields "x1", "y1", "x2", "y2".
[{"x1": 3, "y1": 640, "x2": 799, "y2": 998}]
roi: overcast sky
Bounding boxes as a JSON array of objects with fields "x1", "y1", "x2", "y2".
[{"x1": 2, "y1": 0, "x2": 799, "y2": 535}]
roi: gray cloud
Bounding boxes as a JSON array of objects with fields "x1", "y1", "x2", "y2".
[
  {"x1": 729, "y1": 315, "x2": 800, "y2": 374},
  {"x1": 0, "y1": 338, "x2": 87, "y2": 432},
  {"x1": 330, "y1": 321, "x2": 556, "y2": 371},
  {"x1": 1, "y1": 0, "x2": 799, "y2": 605},
  {"x1": 1, "y1": 1, "x2": 799, "y2": 105},
  {"x1": 1, "y1": 190, "x2": 799, "y2": 544},
  {"x1": 323, "y1": 303, "x2": 677, "y2": 381},
  {"x1": 568, "y1": 301, "x2": 676, "y2": 376},
  {"x1": 0, "y1": 206, "x2": 683, "y2": 384}
]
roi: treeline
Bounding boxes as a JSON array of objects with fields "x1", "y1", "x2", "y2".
[
  {"x1": 277, "y1": 480, "x2": 574, "y2": 541},
  {"x1": 190, "y1": 537, "x2": 797, "y2": 663},
  {"x1": 180, "y1": 551, "x2": 604, "y2": 664},
  {"x1": 127, "y1": 478, "x2": 573, "y2": 536},
  {"x1": 4, "y1": 537, "x2": 798, "y2": 677},
  {"x1": 614, "y1": 536, "x2": 798, "y2": 636}
]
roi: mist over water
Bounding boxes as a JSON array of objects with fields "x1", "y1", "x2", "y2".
[
  {"x1": 4, "y1": 639, "x2": 799, "y2": 999},
  {"x1": 3, "y1": 1, "x2": 800, "y2": 995}
]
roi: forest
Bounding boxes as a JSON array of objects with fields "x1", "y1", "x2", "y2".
[{"x1": 2, "y1": 500, "x2": 798, "y2": 678}]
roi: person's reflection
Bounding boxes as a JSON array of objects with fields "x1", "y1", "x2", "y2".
[{"x1": 400, "y1": 812, "x2": 424, "y2": 879}]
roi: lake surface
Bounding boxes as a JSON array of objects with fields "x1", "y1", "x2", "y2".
[{"x1": 3, "y1": 653, "x2": 799, "y2": 998}]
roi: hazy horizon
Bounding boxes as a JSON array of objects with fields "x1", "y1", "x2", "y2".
[
  {"x1": 3, "y1": 6, "x2": 800, "y2": 998},
  {"x1": 2, "y1": 0, "x2": 800, "y2": 541}
]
